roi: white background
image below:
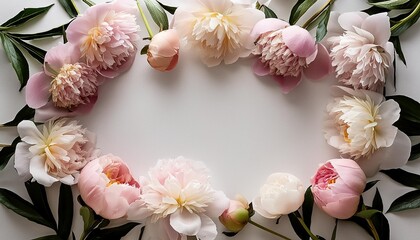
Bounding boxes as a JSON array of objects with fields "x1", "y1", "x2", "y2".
[{"x1": 0, "y1": 0, "x2": 419, "y2": 239}]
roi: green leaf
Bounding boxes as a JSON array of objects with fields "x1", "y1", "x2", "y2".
[
  {"x1": 388, "y1": 190, "x2": 420, "y2": 212},
  {"x1": 1, "y1": 5, "x2": 53, "y2": 29},
  {"x1": 410, "y1": 143, "x2": 420, "y2": 160},
  {"x1": 3, "y1": 105, "x2": 35, "y2": 126},
  {"x1": 157, "y1": 1, "x2": 177, "y2": 15},
  {"x1": 390, "y1": 36, "x2": 406, "y2": 65},
  {"x1": 80, "y1": 206, "x2": 95, "y2": 232},
  {"x1": 25, "y1": 181, "x2": 57, "y2": 232},
  {"x1": 0, "y1": 188, "x2": 56, "y2": 230},
  {"x1": 331, "y1": 219, "x2": 338, "y2": 240},
  {"x1": 302, "y1": 187, "x2": 313, "y2": 230},
  {"x1": 288, "y1": 211, "x2": 309, "y2": 240},
  {"x1": 289, "y1": 0, "x2": 317, "y2": 25},
  {"x1": 391, "y1": 3, "x2": 420, "y2": 36},
  {"x1": 371, "y1": 212, "x2": 390, "y2": 240},
  {"x1": 0, "y1": 33, "x2": 30, "y2": 91},
  {"x1": 10, "y1": 37, "x2": 46, "y2": 64},
  {"x1": 354, "y1": 209, "x2": 380, "y2": 218},
  {"x1": 315, "y1": 5, "x2": 332, "y2": 42},
  {"x1": 372, "y1": 188, "x2": 383, "y2": 212},
  {"x1": 144, "y1": 0, "x2": 169, "y2": 31},
  {"x1": 362, "y1": 6, "x2": 390, "y2": 15},
  {"x1": 140, "y1": 45, "x2": 149, "y2": 55},
  {"x1": 58, "y1": 0, "x2": 78, "y2": 18},
  {"x1": 9, "y1": 23, "x2": 69, "y2": 40},
  {"x1": 93, "y1": 222, "x2": 140, "y2": 240},
  {"x1": 0, "y1": 137, "x2": 21, "y2": 170},
  {"x1": 58, "y1": 184, "x2": 73, "y2": 240},
  {"x1": 371, "y1": 0, "x2": 411, "y2": 9},
  {"x1": 364, "y1": 180, "x2": 380, "y2": 192},
  {"x1": 386, "y1": 95, "x2": 420, "y2": 135},
  {"x1": 381, "y1": 169, "x2": 420, "y2": 188},
  {"x1": 138, "y1": 226, "x2": 145, "y2": 240},
  {"x1": 222, "y1": 231, "x2": 238, "y2": 237},
  {"x1": 261, "y1": 5, "x2": 278, "y2": 19},
  {"x1": 33, "y1": 235, "x2": 62, "y2": 240}
]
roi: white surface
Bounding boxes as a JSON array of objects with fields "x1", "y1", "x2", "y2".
[{"x1": 0, "y1": 0, "x2": 419, "y2": 239}]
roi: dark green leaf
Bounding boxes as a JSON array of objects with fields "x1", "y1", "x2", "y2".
[
  {"x1": 371, "y1": 212, "x2": 390, "y2": 240},
  {"x1": 261, "y1": 5, "x2": 278, "y2": 19},
  {"x1": 381, "y1": 168, "x2": 420, "y2": 189},
  {"x1": 410, "y1": 143, "x2": 420, "y2": 160},
  {"x1": 144, "y1": 0, "x2": 169, "y2": 31},
  {"x1": 80, "y1": 206, "x2": 95, "y2": 232},
  {"x1": 1, "y1": 5, "x2": 53, "y2": 28},
  {"x1": 388, "y1": 189, "x2": 420, "y2": 212},
  {"x1": 0, "y1": 33, "x2": 30, "y2": 91},
  {"x1": 390, "y1": 36, "x2": 406, "y2": 65},
  {"x1": 302, "y1": 187, "x2": 313, "y2": 230},
  {"x1": 10, "y1": 37, "x2": 46, "y2": 64},
  {"x1": 391, "y1": 4, "x2": 420, "y2": 36},
  {"x1": 288, "y1": 211, "x2": 309, "y2": 240},
  {"x1": 289, "y1": 0, "x2": 317, "y2": 25},
  {"x1": 223, "y1": 231, "x2": 238, "y2": 237},
  {"x1": 58, "y1": 0, "x2": 78, "y2": 18},
  {"x1": 371, "y1": 0, "x2": 411, "y2": 9},
  {"x1": 362, "y1": 6, "x2": 390, "y2": 15},
  {"x1": 3, "y1": 105, "x2": 35, "y2": 126},
  {"x1": 33, "y1": 235, "x2": 62, "y2": 240},
  {"x1": 9, "y1": 23, "x2": 69, "y2": 40},
  {"x1": 58, "y1": 184, "x2": 73, "y2": 240},
  {"x1": 364, "y1": 180, "x2": 380, "y2": 192},
  {"x1": 248, "y1": 202, "x2": 255, "y2": 218},
  {"x1": 157, "y1": 1, "x2": 177, "y2": 15},
  {"x1": 315, "y1": 5, "x2": 332, "y2": 42},
  {"x1": 386, "y1": 95, "x2": 420, "y2": 135},
  {"x1": 0, "y1": 188, "x2": 56, "y2": 229},
  {"x1": 372, "y1": 188, "x2": 383, "y2": 212},
  {"x1": 25, "y1": 181, "x2": 57, "y2": 231},
  {"x1": 92, "y1": 222, "x2": 140, "y2": 240},
  {"x1": 0, "y1": 137, "x2": 21, "y2": 170},
  {"x1": 138, "y1": 226, "x2": 145, "y2": 240},
  {"x1": 140, "y1": 45, "x2": 149, "y2": 55},
  {"x1": 331, "y1": 219, "x2": 338, "y2": 240},
  {"x1": 354, "y1": 209, "x2": 380, "y2": 218}
]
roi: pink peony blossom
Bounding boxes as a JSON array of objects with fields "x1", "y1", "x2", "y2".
[
  {"x1": 14, "y1": 119, "x2": 97, "y2": 186},
  {"x1": 311, "y1": 159, "x2": 366, "y2": 219},
  {"x1": 66, "y1": 0, "x2": 140, "y2": 78},
  {"x1": 327, "y1": 12, "x2": 394, "y2": 92},
  {"x1": 219, "y1": 195, "x2": 250, "y2": 233},
  {"x1": 127, "y1": 156, "x2": 229, "y2": 240},
  {"x1": 78, "y1": 154, "x2": 141, "y2": 219},
  {"x1": 251, "y1": 18, "x2": 331, "y2": 93},
  {"x1": 147, "y1": 29, "x2": 180, "y2": 72},
  {"x1": 26, "y1": 43, "x2": 102, "y2": 122}
]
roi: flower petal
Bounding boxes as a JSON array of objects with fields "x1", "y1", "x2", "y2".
[
  {"x1": 30, "y1": 155, "x2": 58, "y2": 187},
  {"x1": 304, "y1": 44, "x2": 332, "y2": 81},
  {"x1": 273, "y1": 74, "x2": 302, "y2": 94},
  {"x1": 99, "y1": 52, "x2": 137, "y2": 78},
  {"x1": 17, "y1": 120, "x2": 42, "y2": 144},
  {"x1": 170, "y1": 209, "x2": 201, "y2": 236},
  {"x1": 282, "y1": 25, "x2": 316, "y2": 57},
  {"x1": 337, "y1": 12, "x2": 368, "y2": 31},
  {"x1": 361, "y1": 12, "x2": 390, "y2": 46},
  {"x1": 250, "y1": 18, "x2": 289, "y2": 41},
  {"x1": 205, "y1": 190, "x2": 230, "y2": 218},
  {"x1": 322, "y1": 194, "x2": 360, "y2": 219},
  {"x1": 378, "y1": 130, "x2": 411, "y2": 170},
  {"x1": 14, "y1": 142, "x2": 32, "y2": 181},
  {"x1": 253, "y1": 59, "x2": 270, "y2": 76},
  {"x1": 44, "y1": 43, "x2": 80, "y2": 74},
  {"x1": 25, "y1": 72, "x2": 50, "y2": 109},
  {"x1": 252, "y1": 196, "x2": 278, "y2": 219},
  {"x1": 196, "y1": 215, "x2": 217, "y2": 240}
]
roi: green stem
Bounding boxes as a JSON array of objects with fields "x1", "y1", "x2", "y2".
[
  {"x1": 367, "y1": 218, "x2": 380, "y2": 240},
  {"x1": 0, "y1": 144, "x2": 11, "y2": 148},
  {"x1": 295, "y1": 214, "x2": 320, "y2": 240},
  {"x1": 82, "y1": 0, "x2": 96, "y2": 7},
  {"x1": 136, "y1": 0, "x2": 154, "y2": 38},
  {"x1": 391, "y1": 2, "x2": 420, "y2": 33},
  {"x1": 248, "y1": 219, "x2": 292, "y2": 240},
  {"x1": 302, "y1": 0, "x2": 335, "y2": 29},
  {"x1": 70, "y1": 0, "x2": 80, "y2": 14}
]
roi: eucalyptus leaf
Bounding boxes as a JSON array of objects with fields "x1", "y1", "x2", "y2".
[
  {"x1": 288, "y1": 211, "x2": 309, "y2": 240},
  {"x1": 0, "y1": 137, "x2": 21, "y2": 170},
  {"x1": 410, "y1": 143, "x2": 420, "y2": 160},
  {"x1": 354, "y1": 209, "x2": 380, "y2": 218},
  {"x1": 289, "y1": 0, "x2": 317, "y2": 25},
  {"x1": 381, "y1": 168, "x2": 420, "y2": 189},
  {"x1": 371, "y1": 0, "x2": 411, "y2": 9},
  {"x1": 0, "y1": 188, "x2": 56, "y2": 230},
  {"x1": 0, "y1": 33, "x2": 30, "y2": 91},
  {"x1": 364, "y1": 180, "x2": 380, "y2": 192},
  {"x1": 3, "y1": 105, "x2": 35, "y2": 126},
  {"x1": 315, "y1": 5, "x2": 332, "y2": 42},
  {"x1": 157, "y1": 1, "x2": 177, "y2": 15},
  {"x1": 58, "y1": 0, "x2": 78, "y2": 18},
  {"x1": 33, "y1": 235, "x2": 62, "y2": 240},
  {"x1": 302, "y1": 187, "x2": 313, "y2": 230},
  {"x1": 390, "y1": 36, "x2": 406, "y2": 65},
  {"x1": 144, "y1": 0, "x2": 169, "y2": 31},
  {"x1": 261, "y1": 5, "x2": 278, "y2": 19},
  {"x1": 388, "y1": 190, "x2": 420, "y2": 212},
  {"x1": 10, "y1": 37, "x2": 46, "y2": 64},
  {"x1": 58, "y1": 184, "x2": 73, "y2": 240},
  {"x1": 1, "y1": 4, "x2": 53, "y2": 28},
  {"x1": 9, "y1": 23, "x2": 69, "y2": 40},
  {"x1": 372, "y1": 188, "x2": 383, "y2": 212}
]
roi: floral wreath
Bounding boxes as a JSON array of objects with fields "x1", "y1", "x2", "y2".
[{"x1": 0, "y1": 0, "x2": 419, "y2": 239}]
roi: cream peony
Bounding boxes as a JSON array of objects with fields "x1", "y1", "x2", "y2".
[
  {"x1": 172, "y1": 0, "x2": 264, "y2": 67},
  {"x1": 325, "y1": 86, "x2": 411, "y2": 176},
  {"x1": 14, "y1": 119, "x2": 97, "y2": 186}
]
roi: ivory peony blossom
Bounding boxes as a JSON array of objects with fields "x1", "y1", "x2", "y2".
[
  {"x1": 311, "y1": 159, "x2": 366, "y2": 219},
  {"x1": 327, "y1": 12, "x2": 394, "y2": 92},
  {"x1": 127, "y1": 157, "x2": 229, "y2": 240},
  {"x1": 219, "y1": 195, "x2": 250, "y2": 233},
  {"x1": 26, "y1": 43, "x2": 102, "y2": 122},
  {"x1": 253, "y1": 172, "x2": 305, "y2": 219},
  {"x1": 325, "y1": 86, "x2": 411, "y2": 177},
  {"x1": 78, "y1": 154, "x2": 141, "y2": 219},
  {"x1": 147, "y1": 29, "x2": 180, "y2": 72},
  {"x1": 66, "y1": 0, "x2": 140, "y2": 78},
  {"x1": 14, "y1": 119, "x2": 97, "y2": 187},
  {"x1": 172, "y1": 0, "x2": 264, "y2": 67},
  {"x1": 251, "y1": 18, "x2": 331, "y2": 93}
]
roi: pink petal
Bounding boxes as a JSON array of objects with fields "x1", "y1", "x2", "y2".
[
  {"x1": 25, "y1": 72, "x2": 50, "y2": 109},
  {"x1": 338, "y1": 12, "x2": 368, "y2": 31},
  {"x1": 250, "y1": 18, "x2": 289, "y2": 41},
  {"x1": 196, "y1": 215, "x2": 217, "y2": 240},
  {"x1": 44, "y1": 43, "x2": 80, "y2": 75},
  {"x1": 30, "y1": 155, "x2": 58, "y2": 187},
  {"x1": 14, "y1": 142, "x2": 32, "y2": 181},
  {"x1": 253, "y1": 59, "x2": 270, "y2": 76},
  {"x1": 330, "y1": 159, "x2": 366, "y2": 194},
  {"x1": 274, "y1": 74, "x2": 302, "y2": 94},
  {"x1": 327, "y1": 12, "x2": 342, "y2": 35},
  {"x1": 282, "y1": 26, "x2": 316, "y2": 57},
  {"x1": 361, "y1": 13, "x2": 390, "y2": 46},
  {"x1": 170, "y1": 210, "x2": 201, "y2": 236},
  {"x1": 304, "y1": 44, "x2": 332, "y2": 81},
  {"x1": 99, "y1": 52, "x2": 137, "y2": 78},
  {"x1": 322, "y1": 194, "x2": 360, "y2": 219}
]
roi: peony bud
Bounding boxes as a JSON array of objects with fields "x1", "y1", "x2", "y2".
[
  {"x1": 311, "y1": 159, "x2": 366, "y2": 219},
  {"x1": 147, "y1": 29, "x2": 180, "y2": 72},
  {"x1": 219, "y1": 195, "x2": 250, "y2": 232}
]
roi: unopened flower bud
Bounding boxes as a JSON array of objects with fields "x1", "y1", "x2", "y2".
[
  {"x1": 219, "y1": 195, "x2": 250, "y2": 232},
  {"x1": 147, "y1": 29, "x2": 180, "y2": 72}
]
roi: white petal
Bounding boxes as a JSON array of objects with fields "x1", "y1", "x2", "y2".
[
  {"x1": 14, "y1": 142, "x2": 32, "y2": 180},
  {"x1": 17, "y1": 120, "x2": 42, "y2": 144},
  {"x1": 338, "y1": 12, "x2": 368, "y2": 31},
  {"x1": 196, "y1": 215, "x2": 217, "y2": 240},
  {"x1": 361, "y1": 12, "x2": 390, "y2": 46},
  {"x1": 378, "y1": 130, "x2": 411, "y2": 170},
  {"x1": 205, "y1": 190, "x2": 230, "y2": 218},
  {"x1": 59, "y1": 175, "x2": 76, "y2": 185},
  {"x1": 170, "y1": 210, "x2": 201, "y2": 236},
  {"x1": 29, "y1": 155, "x2": 58, "y2": 187},
  {"x1": 252, "y1": 196, "x2": 278, "y2": 219},
  {"x1": 126, "y1": 199, "x2": 153, "y2": 221}
]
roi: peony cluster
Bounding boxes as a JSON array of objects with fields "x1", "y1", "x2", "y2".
[{"x1": 26, "y1": 0, "x2": 140, "y2": 122}]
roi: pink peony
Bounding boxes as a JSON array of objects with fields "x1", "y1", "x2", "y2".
[
  {"x1": 78, "y1": 154, "x2": 141, "y2": 219},
  {"x1": 327, "y1": 12, "x2": 394, "y2": 92},
  {"x1": 66, "y1": 0, "x2": 140, "y2": 78},
  {"x1": 26, "y1": 43, "x2": 102, "y2": 122},
  {"x1": 311, "y1": 159, "x2": 366, "y2": 219},
  {"x1": 147, "y1": 29, "x2": 180, "y2": 72},
  {"x1": 127, "y1": 156, "x2": 229, "y2": 240},
  {"x1": 251, "y1": 18, "x2": 331, "y2": 93},
  {"x1": 219, "y1": 195, "x2": 250, "y2": 233}
]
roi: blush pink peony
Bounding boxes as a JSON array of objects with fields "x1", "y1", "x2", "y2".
[
  {"x1": 147, "y1": 29, "x2": 180, "y2": 72},
  {"x1": 311, "y1": 159, "x2": 366, "y2": 219},
  {"x1": 78, "y1": 154, "x2": 141, "y2": 219},
  {"x1": 251, "y1": 18, "x2": 331, "y2": 93}
]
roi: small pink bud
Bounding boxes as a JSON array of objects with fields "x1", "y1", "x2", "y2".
[
  {"x1": 147, "y1": 29, "x2": 180, "y2": 72},
  {"x1": 219, "y1": 195, "x2": 250, "y2": 233}
]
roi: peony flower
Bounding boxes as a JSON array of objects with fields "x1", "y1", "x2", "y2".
[
  {"x1": 327, "y1": 12, "x2": 394, "y2": 92},
  {"x1": 78, "y1": 154, "x2": 141, "y2": 219},
  {"x1": 14, "y1": 119, "x2": 97, "y2": 187},
  {"x1": 66, "y1": 0, "x2": 140, "y2": 78},
  {"x1": 251, "y1": 18, "x2": 332, "y2": 93},
  {"x1": 127, "y1": 156, "x2": 229, "y2": 240},
  {"x1": 172, "y1": 0, "x2": 264, "y2": 67},
  {"x1": 325, "y1": 86, "x2": 411, "y2": 177},
  {"x1": 219, "y1": 195, "x2": 250, "y2": 233},
  {"x1": 253, "y1": 172, "x2": 305, "y2": 219},
  {"x1": 147, "y1": 29, "x2": 180, "y2": 72},
  {"x1": 26, "y1": 43, "x2": 102, "y2": 122},
  {"x1": 311, "y1": 159, "x2": 366, "y2": 219}
]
